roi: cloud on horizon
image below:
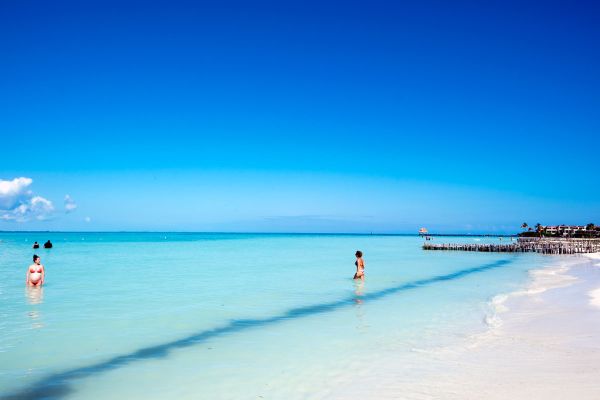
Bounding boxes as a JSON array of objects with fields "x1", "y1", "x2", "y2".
[{"x1": 0, "y1": 177, "x2": 55, "y2": 222}]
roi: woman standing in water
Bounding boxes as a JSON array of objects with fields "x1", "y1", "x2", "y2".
[
  {"x1": 353, "y1": 250, "x2": 365, "y2": 280},
  {"x1": 26, "y1": 255, "x2": 45, "y2": 286}
]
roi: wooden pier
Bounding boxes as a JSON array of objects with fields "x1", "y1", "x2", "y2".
[{"x1": 422, "y1": 238, "x2": 600, "y2": 255}]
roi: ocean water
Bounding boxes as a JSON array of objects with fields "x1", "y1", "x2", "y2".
[{"x1": 0, "y1": 233, "x2": 544, "y2": 399}]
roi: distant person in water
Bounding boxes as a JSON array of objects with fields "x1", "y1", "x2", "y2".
[
  {"x1": 32, "y1": 241, "x2": 39, "y2": 249},
  {"x1": 26, "y1": 255, "x2": 45, "y2": 286},
  {"x1": 43, "y1": 240, "x2": 53, "y2": 249},
  {"x1": 353, "y1": 250, "x2": 365, "y2": 280}
]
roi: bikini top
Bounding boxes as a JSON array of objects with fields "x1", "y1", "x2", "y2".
[{"x1": 29, "y1": 266, "x2": 42, "y2": 273}]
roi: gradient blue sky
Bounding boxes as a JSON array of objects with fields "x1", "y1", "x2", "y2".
[{"x1": 1, "y1": 0, "x2": 599, "y2": 233}]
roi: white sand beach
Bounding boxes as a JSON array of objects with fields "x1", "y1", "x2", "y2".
[{"x1": 332, "y1": 253, "x2": 600, "y2": 400}]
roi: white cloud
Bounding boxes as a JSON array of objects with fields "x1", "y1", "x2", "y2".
[
  {"x1": 0, "y1": 177, "x2": 55, "y2": 222},
  {"x1": 0, "y1": 177, "x2": 33, "y2": 209},
  {"x1": 64, "y1": 194, "x2": 78, "y2": 213},
  {"x1": 30, "y1": 196, "x2": 54, "y2": 219},
  {"x1": 84, "y1": 216, "x2": 92, "y2": 223}
]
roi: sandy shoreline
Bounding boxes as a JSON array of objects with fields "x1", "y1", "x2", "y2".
[{"x1": 332, "y1": 253, "x2": 600, "y2": 400}]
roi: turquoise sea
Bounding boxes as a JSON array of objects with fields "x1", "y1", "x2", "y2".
[{"x1": 0, "y1": 233, "x2": 544, "y2": 399}]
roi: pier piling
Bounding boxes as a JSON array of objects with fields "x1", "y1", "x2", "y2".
[{"x1": 422, "y1": 238, "x2": 600, "y2": 254}]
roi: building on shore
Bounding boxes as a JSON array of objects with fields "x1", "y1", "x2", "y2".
[{"x1": 522, "y1": 224, "x2": 599, "y2": 238}]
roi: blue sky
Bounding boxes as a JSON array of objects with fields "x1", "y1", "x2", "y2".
[{"x1": 1, "y1": 0, "x2": 599, "y2": 233}]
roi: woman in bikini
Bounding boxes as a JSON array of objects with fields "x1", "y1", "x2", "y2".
[
  {"x1": 353, "y1": 250, "x2": 365, "y2": 280},
  {"x1": 26, "y1": 255, "x2": 45, "y2": 286}
]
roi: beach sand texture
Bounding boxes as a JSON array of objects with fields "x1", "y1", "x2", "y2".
[{"x1": 332, "y1": 254, "x2": 600, "y2": 400}]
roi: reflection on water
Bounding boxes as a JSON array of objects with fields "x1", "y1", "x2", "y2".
[
  {"x1": 353, "y1": 280, "x2": 368, "y2": 333},
  {"x1": 25, "y1": 287, "x2": 44, "y2": 305},
  {"x1": 25, "y1": 287, "x2": 44, "y2": 329},
  {"x1": 353, "y1": 280, "x2": 364, "y2": 304}
]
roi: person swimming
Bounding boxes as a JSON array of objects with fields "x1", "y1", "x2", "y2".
[
  {"x1": 27, "y1": 255, "x2": 45, "y2": 286},
  {"x1": 32, "y1": 241, "x2": 39, "y2": 249},
  {"x1": 43, "y1": 240, "x2": 53, "y2": 249},
  {"x1": 353, "y1": 250, "x2": 365, "y2": 280}
]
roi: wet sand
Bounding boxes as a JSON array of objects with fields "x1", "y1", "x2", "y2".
[{"x1": 333, "y1": 254, "x2": 600, "y2": 400}]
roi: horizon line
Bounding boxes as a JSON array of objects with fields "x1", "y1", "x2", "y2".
[{"x1": 0, "y1": 230, "x2": 518, "y2": 236}]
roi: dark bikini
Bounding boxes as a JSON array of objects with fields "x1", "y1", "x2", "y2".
[{"x1": 355, "y1": 260, "x2": 364, "y2": 274}]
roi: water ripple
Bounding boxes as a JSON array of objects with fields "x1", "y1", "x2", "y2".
[{"x1": 1, "y1": 258, "x2": 512, "y2": 400}]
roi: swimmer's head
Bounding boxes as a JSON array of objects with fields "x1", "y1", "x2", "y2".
[
  {"x1": 33, "y1": 255, "x2": 40, "y2": 263},
  {"x1": 355, "y1": 250, "x2": 363, "y2": 258}
]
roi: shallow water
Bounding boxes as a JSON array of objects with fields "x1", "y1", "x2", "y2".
[{"x1": 0, "y1": 233, "x2": 543, "y2": 399}]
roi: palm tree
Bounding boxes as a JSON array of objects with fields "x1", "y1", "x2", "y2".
[
  {"x1": 521, "y1": 222, "x2": 528, "y2": 230},
  {"x1": 535, "y1": 223, "x2": 543, "y2": 237}
]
